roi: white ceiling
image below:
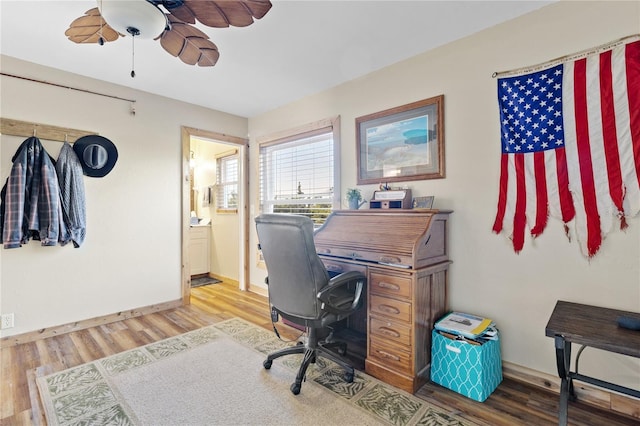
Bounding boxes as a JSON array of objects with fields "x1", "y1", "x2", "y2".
[{"x1": 0, "y1": 1, "x2": 553, "y2": 118}]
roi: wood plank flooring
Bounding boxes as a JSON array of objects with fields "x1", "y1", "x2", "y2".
[{"x1": 1, "y1": 281, "x2": 637, "y2": 425}]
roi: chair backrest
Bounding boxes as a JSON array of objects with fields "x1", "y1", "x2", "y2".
[{"x1": 255, "y1": 214, "x2": 330, "y2": 320}]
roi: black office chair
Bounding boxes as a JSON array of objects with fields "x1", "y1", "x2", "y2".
[{"x1": 255, "y1": 213, "x2": 366, "y2": 395}]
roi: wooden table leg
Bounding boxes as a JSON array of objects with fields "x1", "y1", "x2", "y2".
[{"x1": 554, "y1": 335, "x2": 572, "y2": 426}]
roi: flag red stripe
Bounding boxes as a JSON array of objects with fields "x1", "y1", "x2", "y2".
[
  {"x1": 626, "y1": 40, "x2": 640, "y2": 187},
  {"x1": 531, "y1": 151, "x2": 548, "y2": 236},
  {"x1": 599, "y1": 50, "x2": 624, "y2": 213},
  {"x1": 513, "y1": 154, "x2": 526, "y2": 252},
  {"x1": 492, "y1": 153, "x2": 509, "y2": 233},
  {"x1": 573, "y1": 59, "x2": 601, "y2": 256},
  {"x1": 555, "y1": 147, "x2": 575, "y2": 222}
]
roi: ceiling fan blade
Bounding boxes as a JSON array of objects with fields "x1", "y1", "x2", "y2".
[
  {"x1": 65, "y1": 8, "x2": 121, "y2": 44},
  {"x1": 168, "y1": 0, "x2": 272, "y2": 28},
  {"x1": 160, "y1": 15, "x2": 219, "y2": 67}
]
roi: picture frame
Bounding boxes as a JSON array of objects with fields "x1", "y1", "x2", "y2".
[
  {"x1": 356, "y1": 95, "x2": 444, "y2": 185},
  {"x1": 412, "y1": 196, "x2": 435, "y2": 209}
]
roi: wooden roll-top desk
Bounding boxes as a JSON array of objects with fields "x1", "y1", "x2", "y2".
[{"x1": 314, "y1": 209, "x2": 451, "y2": 393}]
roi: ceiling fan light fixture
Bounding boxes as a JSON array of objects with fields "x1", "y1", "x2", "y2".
[
  {"x1": 99, "y1": 0, "x2": 167, "y2": 40},
  {"x1": 67, "y1": 1, "x2": 273, "y2": 68}
]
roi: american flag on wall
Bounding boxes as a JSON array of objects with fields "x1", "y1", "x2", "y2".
[{"x1": 492, "y1": 36, "x2": 640, "y2": 257}]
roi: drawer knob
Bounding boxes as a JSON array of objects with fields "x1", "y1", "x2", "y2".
[
  {"x1": 378, "y1": 326, "x2": 400, "y2": 338},
  {"x1": 378, "y1": 281, "x2": 400, "y2": 291},
  {"x1": 379, "y1": 304, "x2": 400, "y2": 315},
  {"x1": 377, "y1": 350, "x2": 400, "y2": 361}
]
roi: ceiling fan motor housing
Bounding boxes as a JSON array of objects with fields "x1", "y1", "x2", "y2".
[{"x1": 99, "y1": 0, "x2": 167, "y2": 39}]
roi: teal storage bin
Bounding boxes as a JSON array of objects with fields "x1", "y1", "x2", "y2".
[{"x1": 430, "y1": 330, "x2": 503, "y2": 402}]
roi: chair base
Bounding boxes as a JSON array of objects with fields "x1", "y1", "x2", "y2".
[{"x1": 263, "y1": 328, "x2": 355, "y2": 395}]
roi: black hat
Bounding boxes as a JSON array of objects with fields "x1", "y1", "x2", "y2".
[{"x1": 73, "y1": 135, "x2": 118, "y2": 177}]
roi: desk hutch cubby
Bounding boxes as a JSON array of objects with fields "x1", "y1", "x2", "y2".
[{"x1": 313, "y1": 210, "x2": 451, "y2": 393}]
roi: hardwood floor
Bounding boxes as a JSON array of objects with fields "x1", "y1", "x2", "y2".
[{"x1": 1, "y1": 281, "x2": 637, "y2": 425}]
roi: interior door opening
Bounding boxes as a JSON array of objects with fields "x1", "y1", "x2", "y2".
[{"x1": 181, "y1": 127, "x2": 249, "y2": 303}]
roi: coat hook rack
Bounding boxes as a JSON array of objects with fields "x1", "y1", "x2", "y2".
[{"x1": 1, "y1": 118, "x2": 96, "y2": 143}]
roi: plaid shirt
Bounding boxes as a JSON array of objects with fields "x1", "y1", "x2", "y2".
[{"x1": 1, "y1": 137, "x2": 61, "y2": 248}]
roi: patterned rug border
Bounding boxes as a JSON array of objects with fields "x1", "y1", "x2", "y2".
[{"x1": 37, "y1": 318, "x2": 474, "y2": 426}]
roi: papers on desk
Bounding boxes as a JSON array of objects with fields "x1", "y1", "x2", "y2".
[{"x1": 435, "y1": 312, "x2": 498, "y2": 344}]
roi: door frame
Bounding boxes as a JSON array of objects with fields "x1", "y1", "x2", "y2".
[{"x1": 181, "y1": 126, "x2": 249, "y2": 304}]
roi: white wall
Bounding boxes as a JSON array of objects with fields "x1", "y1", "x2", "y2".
[
  {"x1": 0, "y1": 56, "x2": 247, "y2": 337},
  {"x1": 248, "y1": 1, "x2": 640, "y2": 388},
  {"x1": 191, "y1": 138, "x2": 218, "y2": 221}
]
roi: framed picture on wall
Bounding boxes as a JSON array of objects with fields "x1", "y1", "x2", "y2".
[{"x1": 356, "y1": 95, "x2": 444, "y2": 185}]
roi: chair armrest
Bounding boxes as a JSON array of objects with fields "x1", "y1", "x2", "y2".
[{"x1": 317, "y1": 271, "x2": 365, "y2": 315}]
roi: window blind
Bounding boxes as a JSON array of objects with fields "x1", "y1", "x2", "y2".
[
  {"x1": 259, "y1": 129, "x2": 336, "y2": 226},
  {"x1": 216, "y1": 153, "x2": 238, "y2": 210}
]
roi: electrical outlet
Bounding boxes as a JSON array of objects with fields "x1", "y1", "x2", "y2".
[{"x1": 1, "y1": 313, "x2": 15, "y2": 329}]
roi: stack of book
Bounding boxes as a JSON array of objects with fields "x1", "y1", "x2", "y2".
[{"x1": 434, "y1": 312, "x2": 498, "y2": 345}]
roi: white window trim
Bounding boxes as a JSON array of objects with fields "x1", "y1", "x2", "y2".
[
  {"x1": 216, "y1": 148, "x2": 239, "y2": 213},
  {"x1": 256, "y1": 116, "x2": 340, "y2": 267},
  {"x1": 257, "y1": 115, "x2": 341, "y2": 215}
]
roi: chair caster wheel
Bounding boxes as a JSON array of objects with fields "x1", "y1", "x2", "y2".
[
  {"x1": 290, "y1": 383, "x2": 301, "y2": 395},
  {"x1": 263, "y1": 359, "x2": 272, "y2": 369},
  {"x1": 344, "y1": 372, "x2": 354, "y2": 383}
]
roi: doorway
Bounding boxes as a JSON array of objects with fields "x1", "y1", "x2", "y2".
[{"x1": 180, "y1": 126, "x2": 249, "y2": 304}]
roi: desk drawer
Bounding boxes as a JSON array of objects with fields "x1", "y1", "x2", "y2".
[
  {"x1": 370, "y1": 294, "x2": 411, "y2": 323},
  {"x1": 369, "y1": 272, "x2": 412, "y2": 299},
  {"x1": 369, "y1": 340, "x2": 412, "y2": 372},
  {"x1": 321, "y1": 259, "x2": 367, "y2": 275},
  {"x1": 369, "y1": 316, "x2": 411, "y2": 347}
]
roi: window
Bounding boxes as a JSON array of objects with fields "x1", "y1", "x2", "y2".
[
  {"x1": 216, "y1": 150, "x2": 238, "y2": 211},
  {"x1": 259, "y1": 117, "x2": 340, "y2": 227}
]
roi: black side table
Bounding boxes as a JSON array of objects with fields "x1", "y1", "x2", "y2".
[{"x1": 545, "y1": 300, "x2": 640, "y2": 425}]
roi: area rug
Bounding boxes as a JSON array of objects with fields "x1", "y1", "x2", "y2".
[
  {"x1": 190, "y1": 276, "x2": 222, "y2": 287},
  {"x1": 37, "y1": 318, "x2": 474, "y2": 426}
]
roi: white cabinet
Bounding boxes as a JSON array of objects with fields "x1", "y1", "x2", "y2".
[{"x1": 189, "y1": 226, "x2": 211, "y2": 276}]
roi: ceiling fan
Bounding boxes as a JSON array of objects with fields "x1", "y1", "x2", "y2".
[{"x1": 65, "y1": 0, "x2": 272, "y2": 74}]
